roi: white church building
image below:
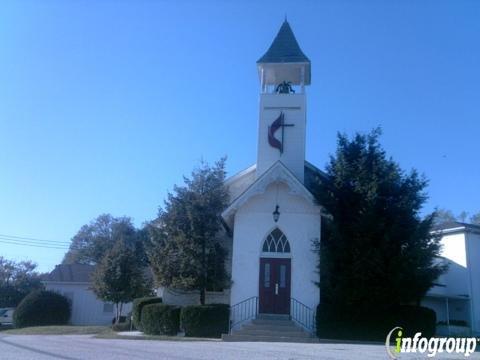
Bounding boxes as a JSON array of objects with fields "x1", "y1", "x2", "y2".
[
  {"x1": 160, "y1": 20, "x2": 322, "y2": 334},
  {"x1": 222, "y1": 21, "x2": 321, "y2": 332},
  {"x1": 160, "y1": 20, "x2": 480, "y2": 338}
]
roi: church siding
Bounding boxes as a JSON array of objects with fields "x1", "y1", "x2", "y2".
[
  {"x1": 230, "y1": 183, "x2": 320, "y2": 312},
  {"x1": 256, "y1": 94, "x2": 306, "y2": 182}
]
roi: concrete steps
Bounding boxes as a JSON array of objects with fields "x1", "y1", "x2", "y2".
[{"x1": 222, "y1": 314, "x2": 317, "y2": 343}]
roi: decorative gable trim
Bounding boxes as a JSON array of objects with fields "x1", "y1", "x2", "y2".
[{"x1": 221, "y1": 161, "x2": 317, "y2": 228}]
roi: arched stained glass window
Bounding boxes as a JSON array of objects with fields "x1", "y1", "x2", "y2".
[{"x1": 262, "y1": 228, "x2": 290, "y2": 253}]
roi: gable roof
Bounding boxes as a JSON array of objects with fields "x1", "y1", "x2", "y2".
[
  {"x1": 257, "y1": 20, "x2": 310, "y2": 64},
  {"x1": 43, "y1": 264, "x2": 94, "y2": 283},
  {"x1": 222, "y1": 161, "x2": 318, "y2": 228},
  {"x1": 304, "y1": 161, "x2": 328, "y2": 194},
  {"x1": 225, "y1": 161, "x2": 327, "y2": 205}
]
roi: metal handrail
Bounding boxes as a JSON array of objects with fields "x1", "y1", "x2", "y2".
[
  {"x1": 290, "y1": 298, "x2": 316, "y2": 334},
  {"x1": 229, "y1": 296, "x2": 258, "y2": 333}
]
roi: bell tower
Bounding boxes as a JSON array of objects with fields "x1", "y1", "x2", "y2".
[{"x1": 256, "y1": 20, "x2": 311, "y2": 183}]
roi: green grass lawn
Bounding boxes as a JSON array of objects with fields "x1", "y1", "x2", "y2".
[
  {"x1": 1, "y1": 325, "x2": 112, "y2": 335},
  {"x1": 1, "y1": 325, "x2": 220, "y2": 341}
]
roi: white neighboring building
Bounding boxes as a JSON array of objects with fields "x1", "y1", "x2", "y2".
[
  {"x1": 43, "y1": 264, "x2": 132, "y2": 326},
  {"x1": 422, "y1": 222, "x2": 480, "y2": 335}
]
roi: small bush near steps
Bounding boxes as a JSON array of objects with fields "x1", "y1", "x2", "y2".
[
  {"x1": 132, "y1": 296, "x2": 163, "y2": 330},
  {"x1": 180, "y1": 304, "x2": 229, "y2": 338},
  {"x1": 141, "y1": 303, "x2": 180, "y2": 336}
]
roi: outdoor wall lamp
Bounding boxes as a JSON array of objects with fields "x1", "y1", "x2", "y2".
[{"x1": 272, "y1": 205, "x2": 280, "y2": 222}]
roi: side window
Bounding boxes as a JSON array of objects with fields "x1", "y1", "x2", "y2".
[
  {"x1": 279, "y1": 265, "x2": 286, "y2": 288},
  {"x1": 103, "y1": 303, "x2": 114, "y2": 313},
  {"x1": 264, "y1": 263, "x2": 270, "y2": 288}
]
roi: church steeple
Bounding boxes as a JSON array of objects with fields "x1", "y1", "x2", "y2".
[
  {"x1": 256, "y1": 20, "x2": 311, "y2": 183},
  {"x1": 257, "y1": 20, "x2": 311, "y2": 93},
  {"x1": 257, "y1": 20, "x2": 310, "y2": 64}
]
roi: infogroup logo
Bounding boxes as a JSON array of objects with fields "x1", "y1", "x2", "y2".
[{"x1": 385, "y1": 327, "x2": 478, "y2": 358}]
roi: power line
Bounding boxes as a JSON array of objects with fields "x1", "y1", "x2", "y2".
[
  {"x1": 0, "y1": 233, "x2": 69, "y2": 245},
  {"x1": 0, "y1": 239, "x2": 70, "y2": 250},
  {"x1": 0, "y1": 236, "x2": 70, "y2": 246},
  {"x1": 0, "y1": 236, "x2": 71, "y2": 248}
]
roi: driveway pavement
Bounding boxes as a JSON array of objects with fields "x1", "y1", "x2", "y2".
[{"x1": 1, "y1": 334, "x2": 479, "y2": 359}]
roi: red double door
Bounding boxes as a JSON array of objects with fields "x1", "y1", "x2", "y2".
[{"x1": 259, "y1": 258, "x2": 291, "y2": 314}]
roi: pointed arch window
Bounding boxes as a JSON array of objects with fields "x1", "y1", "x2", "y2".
[{"x1": 262, "y1": 228, "x2": 290, "y2": 253}]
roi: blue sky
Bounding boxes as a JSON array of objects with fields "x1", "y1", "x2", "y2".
[{"x1": 1, "y1": 0, "x2": 479, "y2": 272}]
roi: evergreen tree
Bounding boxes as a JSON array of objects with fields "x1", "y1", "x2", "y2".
[
  {"x1": 146, "y1": 158, "x2": 230, "y2": 304},
  {"x1": 92, "y1": 241, "x2": 153, "y2": 323},
  {"x1": 313, "y1": 129, "x2": 446, "y2": 316}
]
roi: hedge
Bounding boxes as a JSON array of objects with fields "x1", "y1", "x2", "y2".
[
  {"x1": 181, "y1": 304, "x2": 229, "y2": 338},
  {"x1": 13, "y1": 290, "x2": 71, "y2": 328},
  {"x1": 394, "y1": 305, "x2": 436, "y2": 337},
  {"x1": 316, "y1": 304, "x2": 436, "y2": 341},
  {"x1": 141, "y1": 303, "x2": 180, "y2": 335},
  {"x1": 132, "y1": 296, "x2": 162, "y2": 330}
]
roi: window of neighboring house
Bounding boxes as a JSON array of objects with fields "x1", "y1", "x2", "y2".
[{"x1": 103, "y1": 303, "x2": 114, "y2": 313}]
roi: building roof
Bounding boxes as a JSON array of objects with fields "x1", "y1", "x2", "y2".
[
  {"x1": 257, "y1": 20, "x2": 310, "y2": 64},
  {"x1": 222, "y1": 161, "x2": 319, "y2": 229},
  {"x1": 43, "y1": 264, "x2": 94, "y2": 283},
  {"x1": 432, "y1": 221, "x2": 480, "y2": 235},
  {"x1": 304, "y1": 161, "x2": 328, "y2": 194},
  {"x1": 225, "y1": 161, "x2": 327, "y2": 205}
]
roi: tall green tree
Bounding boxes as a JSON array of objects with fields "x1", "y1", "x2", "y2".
[
  {"x1": 314, "y1": 129, "x2": 445, "y2": 316},
  {"x1": 470, "y1": 212, "x2": 480, "y2": 225},
  {"x1": 432, "y1": 208, "x2": 457, "y2": 226},
  {"x1": 146, "y1": 158, "x2": 230, "y2": 304},
  {"x1": 433, "y1": 209, "x2": 480, "y2": 226},
  {"x1": 63, "y1": 214, "x2": 146, "y2": 265},
  {"x1": 0, "y1": 257, "x2": 43, "y2": 307},
  {"x1": 92, "y1": 241, "x2": 153, "y2": 323}
]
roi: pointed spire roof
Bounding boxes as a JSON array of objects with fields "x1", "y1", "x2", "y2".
[{"x1": 257, "y1": 20, "x2": 310, "y2": 64}]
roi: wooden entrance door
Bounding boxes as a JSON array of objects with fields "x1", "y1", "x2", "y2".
[{"x1": 259, "y1": 258, "x2": 291, "y2": 314}]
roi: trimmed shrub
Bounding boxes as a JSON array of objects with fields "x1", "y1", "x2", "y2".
[
  {"x1": 141, "y1": 303, "x2": 180, "y2": 335},
  {"x1": 13, "y1": 290, "x2": 71, "y2": 328},
  {"x1": 393, "y1": 305, "x2": 436, "y2": 337},
  {"x1": 181, "y1": 304, "x2": 229, "y2": 338},
  {"x1": 316, "y1": 304, "x2": 436, "y2": 341},
  {"x1": 132, "y1": 296, "x2": 162, "y2": 331}
]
